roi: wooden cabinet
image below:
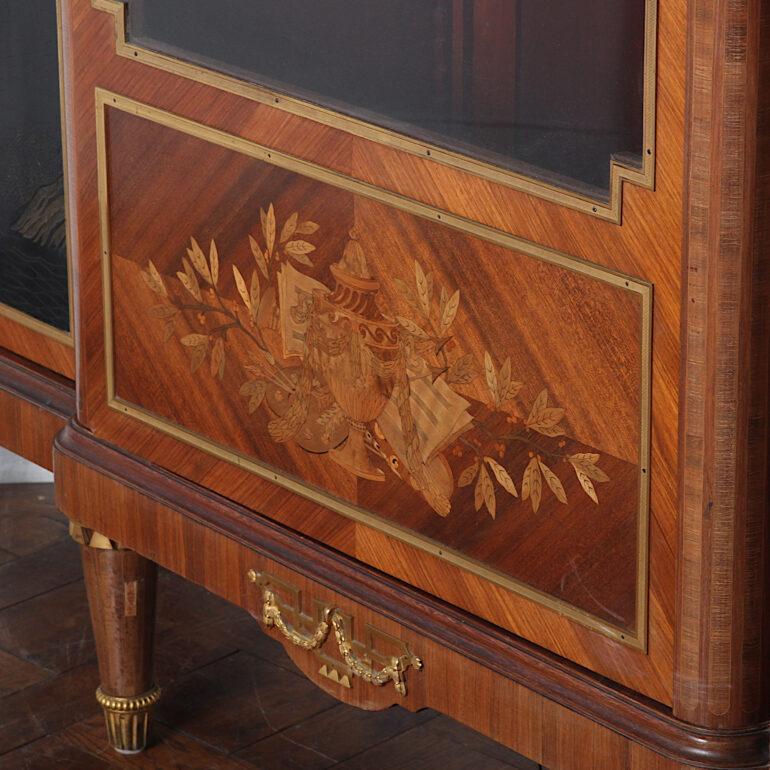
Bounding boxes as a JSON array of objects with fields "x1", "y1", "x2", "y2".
[{"x1": 53, "y1": 0, "x2": 770, "y2": 767}]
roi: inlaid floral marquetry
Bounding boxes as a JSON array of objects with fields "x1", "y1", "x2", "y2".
[
  {"x1": 141, "y1": 209, "x2": 610, "y2": 520},
  {"x1": 98, "y1": 93, "x2": 651, "y2": 644}
]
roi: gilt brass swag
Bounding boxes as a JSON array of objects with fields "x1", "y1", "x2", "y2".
[{"x1": 248, "y1": 571, "x2": 422, "y2": 696}]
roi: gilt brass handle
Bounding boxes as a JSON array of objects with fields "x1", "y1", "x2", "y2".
[
  {"x1": 329, "y1": 613, "x2": 422, "y2": 696},
  {"x1": 250, "y1": 574, "x2": 422, "y2": 695},
  {"x1": 262, "y1": 588, "x2": 332, "y2": 650}
]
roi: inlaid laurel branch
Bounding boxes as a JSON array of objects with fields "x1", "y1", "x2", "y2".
[{"x1": 140, "y1": 203, "x2": 609, "y2": 518}]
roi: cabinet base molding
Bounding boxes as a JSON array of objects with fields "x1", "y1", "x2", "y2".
[
  {"x1": 53, "y1": 421, "x2": 770, "y2": 770},
  {"x1": 0, "y1": 349, "x2": 74, "y2": 470}
]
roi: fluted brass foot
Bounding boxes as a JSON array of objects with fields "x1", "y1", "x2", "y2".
[{"x1": 96, "y1": 685, "x2": 161, "y2": 754}]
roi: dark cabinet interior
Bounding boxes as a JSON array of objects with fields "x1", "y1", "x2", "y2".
[{"x1": 0, "y1": 0, "x2": 69, "y2": 332}]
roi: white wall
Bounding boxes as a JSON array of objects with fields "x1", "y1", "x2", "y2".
[{"x1": 0, "y1": 447, "x2": 53, "y2": 483}]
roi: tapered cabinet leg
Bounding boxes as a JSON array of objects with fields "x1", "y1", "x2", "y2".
[{"x1": 72, "y1": 523, "x2": 160, "y2": 755}]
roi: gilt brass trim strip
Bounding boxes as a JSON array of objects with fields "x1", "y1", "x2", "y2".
[
  {"x1": 91, "y1": 0, "x2": 657, "y2": 224},
  {"x1": 0, "y1": 302, "x2": 73, "y2": 347},
  {"x1": 96, "y1": 90, "x2": 652, "y2": 651},
  {"x1": 57, "y1": 0, "x2": 76, "y2": 342}
]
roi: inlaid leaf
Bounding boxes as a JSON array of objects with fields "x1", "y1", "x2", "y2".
[
  {"x1": 240, "y1": 380, "x2": 266, "y2": 396},
  {"x1": 396, "y1": 315, "x2": 430, "y2": 339},
  {"x1": 232, "y1": 265, "x2": 251, "y2": 312},
  {"x1": 394, "y1": 277, "x2": 421, "y2": 314},
  {"x1": 182, "y1": 334, "x2": 209, "y2": 374},
  {"x1": 522, "y1": 456, "x2": 542, "y2": 513},
  {"x1": 537, "y1": 407, "x2": 565, "y2": 428},
  {"x1": 414, "y1": 261, "x2": 431, "y2": 318},
  {"x1": 240, "y1": 380, "x2": 267, "y2": 414},
  {"x1": 187, "y1": 237, "x2": 211, "y2": 283},
  {"x1": 210, "y1": 337, "x2": 225, "y2": 379},
  {"x1": 474, "y1": 465, "x2": 485, "y2": 512},
  {"x1": 478, "y1": 463, "x2": 496, "y2": 518},
  {"x1": 485, "y1": 457, "x2": 518, "y2": 497},
  {"x1": 209, "y1": 239, "x2": 219, "y2": 286},
  {"x1": 569, "y1": 458, "x2": 598, "y2": 503},
  {"x1": 484, "y1": 351, "x2": 499, "y2": 406},
  {"x1": 526, "y1": 390, "x2": 566, "y2": 435},
  {"x1": 440, "y1": 289, "x2": 460, "y2": 331},
  {"x1": 149, "y1": 304, "x2": 178, "y2": 319},
  {"x1": 249, "y1": 270, "x2": 261, "y2": 323},
  {"x1": 280, "y1": 211, "x2": 298, "y2": 243},
  {"x1": 142, "y1": 260, "x2": 167, "y2": 297},
  {"x1": 570, "y1": 452, "x2": 600, "y2": 464},
  {"x1": 529, "y1": 423, "x2": 566, "y2": 437},
  {"x1": 539, "y1": 460, "x2": 567, "y2": 504},
  {"x1": 569, "y1": 453, "x2": 609, "y2": 482},
  {"x1": 181, "y1": 334, "x2": 209, "y2": 347},
  {"x1": 189, "y1": 343, "x2": 207, "y2": 373},
  {"x1": 262, "y1": 204, "x2": 276, "y2": 256},
  {"x1": 177, "y1": 257, "x2": 202, "y2": 302},
  {"x1": 527, "y1": 389, "x2": 549, "y2": 424},
  {"x1": 501, "y1": 380, "x2": 524, "y2": 402},
  {"x1": 446, "y1": 353, "x2": 477, "y2": 385},
  {"x1": 458, "y1": 459, "x2": 479, "y2": 487},
  {"x1": 439, "y1": 285, "x2": 448, "y2": 320},
  {"x1": 295, "y1": 220, "x2": 319, "y2": 235},
  {"x1": 250, "y1": 235, "x2": 269, "y2": 279},
  {"x1": 285, "y1": 240, "x2": 316, "y2": 266},
  {"x1": 498, "y1": 357, "x2": 512, "y2": 401}
]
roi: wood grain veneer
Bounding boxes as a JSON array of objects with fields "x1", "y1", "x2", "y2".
[
  {"x1": 0, "y1": 349, "x2": 74, "y2": 471},
  {"x1": 675, "y1": 0, "x2": 770, "y2": 730},
  {"x1": 0, "y1": 316, "x2": 74, "y2": 381}
]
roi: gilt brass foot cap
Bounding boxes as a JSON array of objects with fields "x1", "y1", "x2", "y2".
[{"x1": 96, "y1": 685, "x2": 161, "y2": 754}]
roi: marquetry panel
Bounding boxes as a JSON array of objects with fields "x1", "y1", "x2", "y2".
[{"x1": 98, "y1": 93, "x2": 651, "y2": 648}]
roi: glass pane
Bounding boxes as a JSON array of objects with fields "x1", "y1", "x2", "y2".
[
  {"x1": 0, "y1": 0, "x2": 69, "y2": 332},
  {"x1": 123, "y1": 0, "x2": 646, "y2": 199}
]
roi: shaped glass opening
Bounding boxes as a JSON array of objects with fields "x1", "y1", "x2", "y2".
[{"x1": 123, "y1": 0, "x2": 648, "y2": 202}]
